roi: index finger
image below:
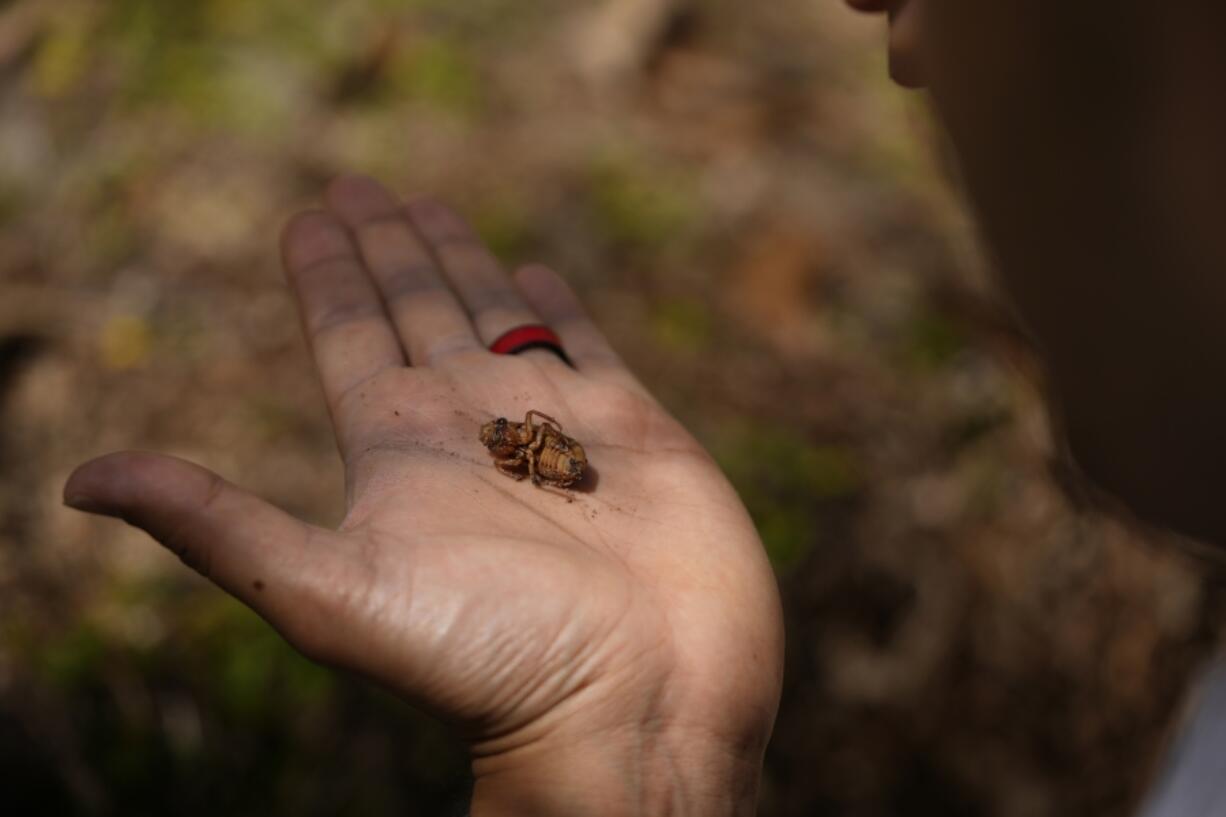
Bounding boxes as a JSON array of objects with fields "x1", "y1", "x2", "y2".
[{"x1": 280, "y1": 210, "x2": 406, "y2": 412}]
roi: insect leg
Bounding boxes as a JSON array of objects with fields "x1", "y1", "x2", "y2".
[
  {"x1": 495, "y1": 453, "x2": 527, "y2": 481},
  {"x1": 527, "y1": 449, "x2": 542, "y2": 485},
  {"x1": 526, "y1": 420, "x2": 551, "y2": 456},
  {"x1": 525, "y1": 410, "x2": 562, "y2": 433}
]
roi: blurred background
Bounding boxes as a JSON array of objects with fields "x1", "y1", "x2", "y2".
[{"x1": 2, "y1": 0, "x2": 1225, "y2": 814}]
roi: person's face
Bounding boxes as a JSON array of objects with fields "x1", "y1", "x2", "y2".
[
  {"x1": 844, "y1": 0, "x2": 1226, "y2": 541},
  {"x1": 843, "y1": 0, "x2": 927, "y2": 88}
]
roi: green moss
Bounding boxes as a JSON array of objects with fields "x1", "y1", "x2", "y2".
[
  {"x1": 99, "y1": 0, "x2": 212, "y2": 105},
  {"x1": 586, "y1": 154, "x2": 699, "y2": 251},
  {"x1": 393, "y1": 39, "x2": 482, "y2": 115},
  {"x1": 714, "y1": 424, "x2": 862, "y2": 573},
  {"x1": 651, "y1": 298, "x2": 712, "y2": 353},
  {"x1": 95, "y1": 0, "x2": 313, "y2": 126},
  {"x1": 241, "y1": 395, "x2": 299, "y2": 441},
  {"x1": 37, "y1": 623, "x2": 110, "y2": 689},
  {"x1": 30, "y1": 10, "x2": 93, "y2": 98},
  {"x1": 192, "y1": 596, "x2": 334, "y2": 722},
  {"x1": 396, "y1": 0, "x2": 528, "y2": 35},
  {"x1": 0, "y1": 183, "x2": 23, "y2": 226},
  {"x1": 471, "y1": 198, "x2": 535, "y2": 261},
  {"x1": 906, "y1": 309, "x2": 966, "y2": 371}
]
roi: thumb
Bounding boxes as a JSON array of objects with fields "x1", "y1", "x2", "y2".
[{"x1": 64, "y1": 451, "x2": 348, "y2": 662}]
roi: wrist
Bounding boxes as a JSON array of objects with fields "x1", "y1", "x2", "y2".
[{"x1": 469, "y1": 724, "x2": 765, "y2": 817}]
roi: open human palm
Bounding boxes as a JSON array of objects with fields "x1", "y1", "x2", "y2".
[{"x1": 65, "y1": 175, "x2": 783, "y2": 816}]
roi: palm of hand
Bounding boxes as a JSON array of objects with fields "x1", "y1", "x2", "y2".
[
  {"x1": 65, "y1": 175, "x2": 782, "y2": 791},
  {"x1": 332, "y1": 356, "x2": 777, "y2": 750}
]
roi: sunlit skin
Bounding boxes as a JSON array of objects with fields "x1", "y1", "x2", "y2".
[{"x1": 64, "y1": 175, "x2": 782, "y2": 816}]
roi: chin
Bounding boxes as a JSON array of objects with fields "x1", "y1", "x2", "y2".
[{"x1": 888, "y1": 51, "x2": 927, "y2": 89}]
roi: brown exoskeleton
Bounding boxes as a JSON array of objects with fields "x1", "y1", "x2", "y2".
[{"x1": 478, "y1": 410, "x2": 588, "y2": 488}]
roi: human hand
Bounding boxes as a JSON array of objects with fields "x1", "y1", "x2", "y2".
[{"x1": 64, "y1": 175, "x2": 784, "y2": 816}]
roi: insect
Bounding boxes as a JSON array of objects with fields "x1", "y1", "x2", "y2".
[{"x1": 478, "y1": 410, "x2": 588, "y2": 488}]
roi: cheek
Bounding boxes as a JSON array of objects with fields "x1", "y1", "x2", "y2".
[{"x1": 886, "y1": 1, "x2": 929, "y2": 88}]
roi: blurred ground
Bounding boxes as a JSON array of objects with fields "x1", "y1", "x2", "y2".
[{"x1": 2, "y1": 0, "x2": 1225, "y2": 815}]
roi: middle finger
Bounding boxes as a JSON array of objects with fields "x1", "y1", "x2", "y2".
[
  {"x1": 404, "y1": 199, "x2": 552, "y2": 353},
  {"x1": 325, "y1": 175, "x2": 482, "y2": 367}
]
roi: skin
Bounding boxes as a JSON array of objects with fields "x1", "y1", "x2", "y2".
[
  {"x1": 850, "y1": 0, "x2": 1226, "y2": 543},
  {"x1": 62, "y1": 1, "x2": 1226, "y2": 813},
  {"x1": 64, "y1": 176, "x2": 782, "y2": 816}
]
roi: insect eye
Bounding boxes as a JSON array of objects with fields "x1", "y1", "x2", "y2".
[{"x1": 495, "y1": 418, "x2": 507, "y2": 427}]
